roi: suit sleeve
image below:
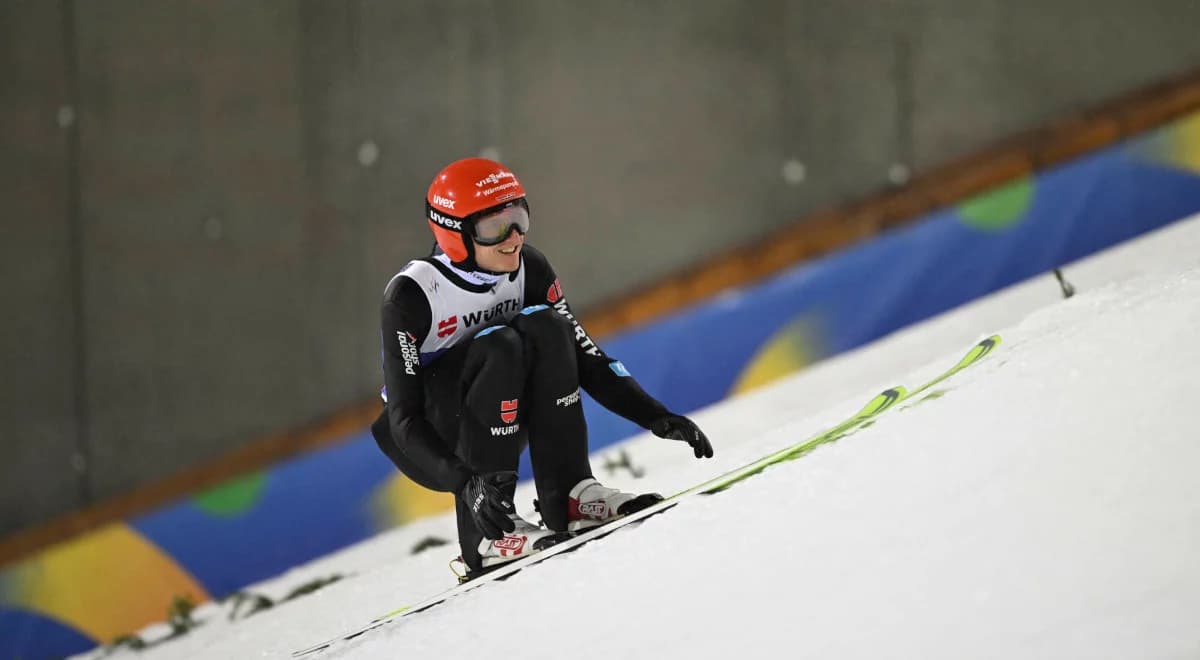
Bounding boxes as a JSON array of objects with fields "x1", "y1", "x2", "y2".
[
  {"x1": 522, "y1": 246, "x2": 671, "y2": 428},
  {"x1": 381, "y1": 277, "x2": 473, "y2": 493}
]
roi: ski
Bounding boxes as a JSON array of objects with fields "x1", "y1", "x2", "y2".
[
  {"x1": 703, "y1": 333, "x2": 1000, "y2": 494},
  {"x1": 291, "y1": 334, "x2": 1000, "y2": 656}
]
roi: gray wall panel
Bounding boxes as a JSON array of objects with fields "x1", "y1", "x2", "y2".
[
  {"x1": 0, "y1": 0, "x2": 79, "y2": 532},
  {"x1": 72, "y1": 1, "x2": 312, "y2": 500},
  {"x1": 908, "y1": 0, "x2": 1200, "y2": 168}
]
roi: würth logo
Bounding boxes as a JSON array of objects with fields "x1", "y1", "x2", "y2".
[
  {"x1": 464, "y1": 299, "x2": 521, "y2": 327},
  {"x1": 547, "y1": 279, "x2": 563, "y2": 304},
  {"x1": 437, "y1": 316, "x2": 458, "y2": 338},
  {"x1": 500, "y1": 399, "x2": 519, "y2": 424}
]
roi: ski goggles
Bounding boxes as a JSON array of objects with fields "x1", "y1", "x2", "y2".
[{"x1": 468, "y1": 200, "x2": 530, "y2": 246}]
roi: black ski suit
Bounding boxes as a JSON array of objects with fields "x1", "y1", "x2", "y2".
[{"x1": 372, "y1": 245, "x2": 671, "y2": 570}]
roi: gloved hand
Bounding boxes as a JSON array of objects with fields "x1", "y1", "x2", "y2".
[
  {"x1": 458, "y1": 471, "x2": 518, "y2": 540},
  {"x1": 650, "y1": 415, "x2": 713, "y2": 459}
]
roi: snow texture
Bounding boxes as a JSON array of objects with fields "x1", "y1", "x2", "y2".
[{"x1": 78, "y1": 214, "x2": 1200, "y2": 660}]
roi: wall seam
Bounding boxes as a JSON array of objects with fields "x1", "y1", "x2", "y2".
[{"x1": 61, "y1": 0, "x2": 93, "y2": 507}]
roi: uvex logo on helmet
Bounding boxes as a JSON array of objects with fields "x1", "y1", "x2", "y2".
[{"x1": 429, "y1": 209, "x2": 462, "y2": 231}]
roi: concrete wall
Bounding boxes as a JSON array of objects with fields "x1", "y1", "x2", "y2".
[{"x1": 4, "y1": 0, "x2": 1200, "y2": 537}]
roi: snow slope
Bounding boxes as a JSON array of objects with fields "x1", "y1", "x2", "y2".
[{"x1": 80, "y1": 215, "x2": 1200, "y2": 660}]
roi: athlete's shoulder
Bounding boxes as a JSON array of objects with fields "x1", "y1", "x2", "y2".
[
  {"x1": 520, "y1": 244, "x2": 566, "y2": 305},
  {"x1": 520, "y1": 243, "x2": 555, "y2": 276},
  {"x1": 383, "y1": 258, "x2": 437, "y2": 305}
]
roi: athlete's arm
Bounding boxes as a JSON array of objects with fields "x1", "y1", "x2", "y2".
[
  {"x1": 521, "y1": 246, "x2": 670, "y2": 428},
  {"x1": 381, "y1": 277, "x2": 473, "y2": 492}
]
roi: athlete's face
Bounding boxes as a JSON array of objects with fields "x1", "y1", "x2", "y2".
[{"x1": 473, "y1": 227, "x2": 524, "y2": 273}]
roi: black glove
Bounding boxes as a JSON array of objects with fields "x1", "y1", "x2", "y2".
[
  {"x1": 458, "y1": 471, "x2": 518, "y2": 540},
  {"x1": 650, "y1": 415, "x2": 713, "y2": 459}
]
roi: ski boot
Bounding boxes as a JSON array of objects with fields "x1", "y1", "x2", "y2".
[
  {"x1": 566, "y1": 477, "x2": 663, "y2": 532},
  {"x1": 455, "y1": 513, "x2": 571, "y2": 583}
]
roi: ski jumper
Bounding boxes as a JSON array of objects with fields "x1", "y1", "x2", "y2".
[{"x1": 373, "y1": 244, "x2": 670, "y2": 569}]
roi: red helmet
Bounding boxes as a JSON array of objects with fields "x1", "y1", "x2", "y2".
[{"x1": 426, "y1": 157, "x2": 528, "y2": 264}]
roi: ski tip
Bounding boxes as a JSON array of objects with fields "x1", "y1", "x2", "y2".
[
  {"x1": 972, "y1": 334, "x2": 1002, "y2": 360},
  {"x1": 875, "y1": 386, "x2": 908, "y2": 409}
]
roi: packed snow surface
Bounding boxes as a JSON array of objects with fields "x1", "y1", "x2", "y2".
[{"x1": 81, "y1": 216, "x2": 1200, "y2": 660}]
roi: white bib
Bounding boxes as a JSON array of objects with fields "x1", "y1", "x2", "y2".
[{"x1": 393, "y1": 259, "x2": 527, "y2": 364}]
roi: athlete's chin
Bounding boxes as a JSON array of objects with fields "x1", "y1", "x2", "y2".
[{"x1": 488, "y1": 246, "x2": 522, "y2": 272}]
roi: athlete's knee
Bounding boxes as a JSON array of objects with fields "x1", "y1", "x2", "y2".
[
  {"x1": 371, "y1": 411, "x2": 444, "y2": 491},
  {"x1": 468, "y1": 324, "x2": 524, "y2": 368},
  {"x1": 512, "y1": 304, "x2": 574, "y2": 349}
]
